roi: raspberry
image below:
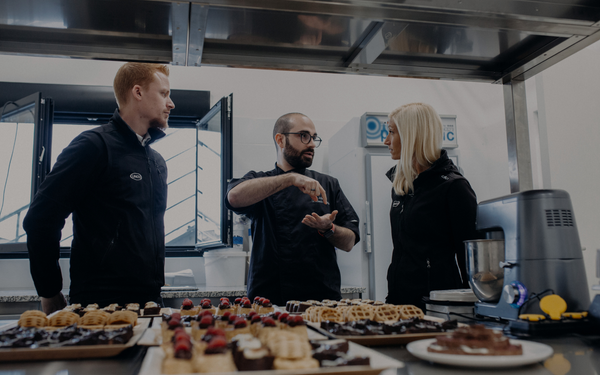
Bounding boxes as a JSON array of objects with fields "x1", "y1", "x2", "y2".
[
  {"x1": 228, "y1": 314, "x2": 238, "y2": 323},
  {"x1": 248, "y1": 311, "x2": 257, "y2": 318},
  {"x1": 175, "y1": 340, "x2": 191, "y2": 352},
  {"x1": 293, "y1": 315, "x2": 304, "y2": 324},
  {"x1": 263, "y1": 298, "x2": 271, "y2": 305},
  {"x1": 182, "y1": 298, "x2": 193, "y2": 307},
  {"x1": 279, "y1": 313, "x2": 289, "y2": 321},
  {"x1": 222, "y1": 311, "x2": 231, "y2": 318},
  {"x1": 168, "y1": 319, "x2": 181, "y2": 327},
  {"x1": 206, "y1": 327, "x2": 226, "y2": 337},
  {"x1": 174, "y1": 331, "x2": 190, "y2": 342},
  {"x1": 200, "y1": 316, "x2": 214, "y2": 325},
  {"x1": 273, "y1": 311, "x2": 281, "y2": 319},
  {"x1": 251, "y1": 315, "x2": 262, "y2": 323},
  {"x1": 253, "y1": 296, "x2": 261, "y2": 302},
  {"x1": 170, "y1": 312, "x2": 181, "y2": 320},
  {"x1": 262, "y1": 317, "x2": 276, "y2": 327},
  {"x1": 207, "y1": 336, "x2": 227, "y2": 349},
  {"x1": 234, "y1": 318, "x2": 247, "y2": 328},
  {"x1": 200, "y1": 310, "x2": 213, "y2": 317},
  {"x1": 234, "y1": 298, "x2": 242, "y2": 303}
]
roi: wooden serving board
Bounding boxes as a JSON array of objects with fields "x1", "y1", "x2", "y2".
[
  {"x1": 306, "y1": 316, "x2": 453, "y2": 347},
  {"x1": 0, "y1": 319, "x2": 149, "y2": 362}
]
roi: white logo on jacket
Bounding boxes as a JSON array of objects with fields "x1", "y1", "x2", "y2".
[
  {"x1": 130, "y1": 173, "x2": 143, "y2": 181},
  {"x1": 392, "y1": 201, "x2": 400, "y2": 207}
]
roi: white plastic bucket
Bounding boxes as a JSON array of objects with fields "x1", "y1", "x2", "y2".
[{"x1": 204, "y1": 249, "x2": 247, "y2": 287}]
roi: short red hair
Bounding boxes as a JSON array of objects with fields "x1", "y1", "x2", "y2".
[{"x1": 113, "y1": 62, "x2": 170, "y2": 107}]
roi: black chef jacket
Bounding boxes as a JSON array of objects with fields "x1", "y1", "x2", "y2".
[
  {"x1": 225, "y1": 164, "x2": 360, "y2": 306},
  {"x1": 385, "y1": 150, "x2": 478, "y2": 310}
]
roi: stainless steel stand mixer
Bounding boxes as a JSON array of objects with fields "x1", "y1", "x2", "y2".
[{"x1": 466, "y1": 189, "x2": 590, "y2": 321}]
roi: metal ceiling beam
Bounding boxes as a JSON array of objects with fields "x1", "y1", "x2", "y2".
[
  {"x1": 0, "y1": 24, "x2": 172, "y2": 62},
  {"x1": 344, "y1": 21, "x2": 386, "y2": 66},
  {"x1": 181, "y1": 0, "x2": 600, "y2": 37},
  {"x1": 188, "y1": 3, "x2": 209, "y2": 66},
  {"x1": 200, "y1": 52, "x2": 501, "y2": 82},
  {"x1": 501, "y1": 28, "x2": 600, "y2": 83},
  {"x1": 171, "y1": 2, "x2": 190, "y2": 66}
]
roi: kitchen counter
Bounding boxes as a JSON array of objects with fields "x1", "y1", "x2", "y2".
[
  {"x1": 0, "y1": 320, "x2": 598, "y2": 374},
  {"x1": 0, "y1": 286, "x2": 366, "y2": 303}
]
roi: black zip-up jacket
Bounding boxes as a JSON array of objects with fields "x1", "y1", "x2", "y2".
[
  {"x1": 24, "y1": 110, "x2": 167, "y2": 306},
  {"x1": 385, "y1": 150, "x2": 479, "y2": 309}
]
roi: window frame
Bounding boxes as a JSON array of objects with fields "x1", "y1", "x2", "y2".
[{"x1": 0, "y1": 82, "x2": 232, "y2": 259}]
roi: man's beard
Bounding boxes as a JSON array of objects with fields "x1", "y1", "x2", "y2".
[
  {"x1": 149, "y1": 117, "x2": 169, "y2": 130},
  {"x1": 283, "y1": 141, "x2": 313, "y2": 169}
]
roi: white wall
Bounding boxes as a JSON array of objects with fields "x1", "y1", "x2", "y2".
[
  {"x1": 535, "y1": 41, "x2": 600, "y2": 297},
  {"x1": 4, "y1": 45, "x2": 598, "y2": 302}
]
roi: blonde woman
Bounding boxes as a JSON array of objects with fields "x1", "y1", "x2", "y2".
[{"x1": 383, "y1": 103, "x2": 478, "y2": 309}]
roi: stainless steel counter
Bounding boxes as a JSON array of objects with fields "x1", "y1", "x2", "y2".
[{"x1": 0, "y1": 322, "x2": 598, "y2": 374}]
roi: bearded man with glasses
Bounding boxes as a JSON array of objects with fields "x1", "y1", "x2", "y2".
[{"x1": 226, "y1": 113, "x2": 360, "y2": 306}]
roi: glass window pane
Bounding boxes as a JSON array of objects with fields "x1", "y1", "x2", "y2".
[
  {"x1": 51, "y1": 124, "x2": 198, "y2": 249},
  {"x1": 0, "y1": 109, "x2": 35, "y2": 244},
  {"x1": 196, "y1": 111, "x2": 222, "y2": 247}
]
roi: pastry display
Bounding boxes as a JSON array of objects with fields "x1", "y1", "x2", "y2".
[
  {"x1": 321, "y1": 317, "x2": 458, "y2": 337},
  {"x1": 238, "y1": 298, "x2": 253, "y2": 315},
  {"x1": 199, "y1": 299, "x2": 216, "y2": 315},
  {"x1": 180, "y1": 299, "x2": 199, "y2": 316},
  {"x1": 258, "y1": 298, "x2": 274, "y2": 315},
  {"x1": 143, "y1": 301, "x2": 161, "y2": 315},
  {"x1": 427, "y1": 324, "x2": 523, "y2": 356},
  {"x1": 216, "y1": 298, "x2": 233, "y2": 316},
  {"x1": 126, "y1": 303, "x2": 140, "y2": 315},
  {"x1": 0, "y1": 323, "x2": 134, "y2": 348}
]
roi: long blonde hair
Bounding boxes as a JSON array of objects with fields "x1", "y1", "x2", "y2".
[{"x1": 389, "y1": 103, "x2": 443, "y2": 196}]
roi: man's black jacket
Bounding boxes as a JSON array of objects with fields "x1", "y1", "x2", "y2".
[{"x1": 24, "y1": 110, "x2": 167, "y2": 306}]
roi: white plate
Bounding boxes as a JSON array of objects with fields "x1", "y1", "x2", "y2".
[{"x1": 406, "y1": 338, "x2": 553, "y2": 368}]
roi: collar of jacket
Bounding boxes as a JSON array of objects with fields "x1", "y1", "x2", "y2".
[
  {"x1": 274, "y1": 162, "x2": 307, "y2": 175},
  {"x1": 110, "y1": 109, "x2": 166, "y2": 147},
  {"x1": 385, "y1": 150, "x2": 459, "y2": 186}
]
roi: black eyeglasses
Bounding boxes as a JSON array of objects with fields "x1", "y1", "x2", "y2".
[{"x1": 281, "y1": 132, "x2": 322, "y2": 148}]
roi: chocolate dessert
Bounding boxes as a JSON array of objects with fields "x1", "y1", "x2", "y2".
[
  {"x1": 427, "y1": 324, "x2": 523, "y2": 356},
  {"x1": 143, "y1": 301, "x2": 161, "y2": 315},
  {"x1": 321, "y1": 318, "x2": 457, "y2": 337},
  {"x1": 231, "y1": 334, "x2": 275, "y2": 371}
]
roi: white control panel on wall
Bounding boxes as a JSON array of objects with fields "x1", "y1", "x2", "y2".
[{"x1": 361, "y1": 112, "x2": 458, "y2": 149}]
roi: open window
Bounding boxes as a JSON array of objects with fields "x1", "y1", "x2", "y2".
[
  {"x1": 0, "y1": 92, "x2": 53, "y2": 255},
  {"x1": 0, "y1": 83, "x2": 233, "y2": 258},
  {"x1": 195, "y1": 94, "x2": 233, "y2": 250}
]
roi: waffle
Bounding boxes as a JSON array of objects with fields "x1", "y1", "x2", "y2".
[
  {"x1": 48, "y1": 311, "x2": 80, "y2": 327},
  {"x1": 399, "y1": 304, "x2": 424, "y2": 319},
  {"x1": 107, "y1": 310, "x2": 138, "y2": 326},
  {"x1": 345, "y1": 305, "x2": 374, "y2": 322},
  {"x1": 18, "y1": 315, "x2": 48, "y2": 328},
  {"x1": 21, "y1": 310, "x2": 47, "y2": 319},
  {"x1": 81, "y1": 310, "x2": 111, "y2": 326},
  {"x1": 319, "y1": 308, "x2": 344, "y2": 323},
  {"x1": 373, "y1": 304, "x2": 400, "y2": 322}
]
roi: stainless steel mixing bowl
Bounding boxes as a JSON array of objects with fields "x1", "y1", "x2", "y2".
[{"x1": 465, "y1": 239, "x2": 505, "y2": 302}]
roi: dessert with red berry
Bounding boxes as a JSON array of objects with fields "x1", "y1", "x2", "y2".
[
  {"x1": 258, "y1": 298, "x2": 274, "y2": 315},
  {"x1": 180, "y1": 298, "x2": 199, "y2": 316},
  {"x1": 193, "y1": 336, "x2": 237, "y2": 372},
  {"x1": 216, "y1": 299, "x2": 233, "y2": 316}
]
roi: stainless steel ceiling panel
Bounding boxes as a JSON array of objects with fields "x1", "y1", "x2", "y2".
[
  {"x1": 188, "y1": 3, "x2": 209, "y2": 66},
  {"x1": 171, "y1": 2, "x2": 190, "y2": 66}
]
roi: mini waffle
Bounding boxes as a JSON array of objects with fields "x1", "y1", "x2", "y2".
[
  {"x1": 399, "y1": 304, "x2": 424, "y2": 319},
  {"x1": 21, "y1": 310, "x2": 47, "y2": 319},
  {"x1": 18, "y1": 315, "x2": 47, "y2": 328},
  {"x1": 48, "y1": 311, "x2": 80, "y2": 327},
  {"x1": 373, "y1": 304, "x2": 400, "y2": 322},
  {"x1": 319, "y1": 308, "x2": 344, "y2": 323},
  {"x1": 107, "y1": 310, "x2": 138, "y2": 326},
  {"x1": 80, "y1": 310, "x2": 111, "y2": 326},
  {"x1": 345, "y1": 305, "x2": 374, "y2": 322}
]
